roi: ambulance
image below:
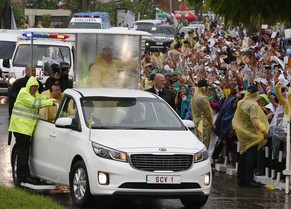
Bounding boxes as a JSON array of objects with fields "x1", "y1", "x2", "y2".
[
  {"x1": 68, "y1": 12, "x2": 111, "y2": 29},
  {"x1": 0, "y1": 30, "x2": 21, "y2": 95},
  {"x1": 3, "y1": 32, "x2": 75, "y2": 89}
]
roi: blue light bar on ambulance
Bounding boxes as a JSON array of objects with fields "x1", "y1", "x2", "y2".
[{"x1": 22, "y1": 33, "x2": 70, "y2": 39}]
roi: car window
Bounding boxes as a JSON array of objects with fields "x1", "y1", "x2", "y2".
[
  {"x1": 58, "y1": 97, "x2": 76, "y2": 119},
  {"x1": 150, "y1": 26, "x2": 178, "y2": 35},
  {"x1": 0, "y1": 41, "x2": 16, "y2": 59},
  {"x1": 81, "y1": 97, "x2": 184, "y2": 130},
  {"x1": 58, "y1": 96, "x2": 82, "y2": 131},
  {"x1": 133, "y1": 23, "x2": 155, "y2": 31}
]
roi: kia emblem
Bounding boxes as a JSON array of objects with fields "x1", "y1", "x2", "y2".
[{"x1": 159, "y1": 148, "x2": 167, "y2": 151}]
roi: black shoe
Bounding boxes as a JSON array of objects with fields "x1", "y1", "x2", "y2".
[
  {"x1": 237, "y1": 182, "x2": 244, "y2": 187},
  {"x1": 25, "y1": 176, "x2": 41, "y2": 185},
  {"x1": 244, "y1": 181, "x2": 261, "y2": 188}
]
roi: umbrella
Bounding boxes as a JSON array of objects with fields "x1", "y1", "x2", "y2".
[
  {"x1": 174, "y1": 11, "x2": 197, "y2": 21},
  {"x1": 185, "y1": 12, "x2": 197, "y2": 21},
  {"x1": 174, "y1": 13, "x2": 182, "y2": 20},
  {"x1": 179, "y1": 6, "x2": 189, "y2": 11},
  {"x1": 157, "y1": 11, "x2": 169, "y2": 19}
]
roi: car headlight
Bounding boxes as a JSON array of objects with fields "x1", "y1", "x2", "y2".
[
  {"x1": 168, "y1": 37, "x2": 174, "y2": 42},
  {"x1": 92, "y1": 142, "x2": 128, "y2": 162},
  {"x1": 194, "y1": 148, "x2": 208, "y2": 163}
]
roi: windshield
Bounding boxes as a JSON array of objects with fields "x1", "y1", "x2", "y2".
[
  {"x1": 13, "y1": 44, "x2": 71, "y2": 67},
  {"x1": 81, "y1": 97, "x2": 185, "y2": 130},
  {"x1": 68, "y1": 22, "x2": 102, "y2": 29},
  {"x1": 132, "y1": 23, "x2": 155, "y2": 32},
  {"x1": 149, "y1": 26, "x2": 178, "y2": 35},
  {"x1": 0, "y1": 41, "x2": 16, "y2": 59}
]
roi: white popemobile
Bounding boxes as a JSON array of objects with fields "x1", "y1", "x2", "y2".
[{"x1": 9, "y1": 28, "x2": 212, "y2": 208}]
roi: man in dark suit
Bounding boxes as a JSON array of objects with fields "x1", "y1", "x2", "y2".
[{"x1": 145, "y1": 73, "x2": 175, "y2": 109}]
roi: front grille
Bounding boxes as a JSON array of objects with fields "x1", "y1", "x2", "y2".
[{"x1": 130, "y1": 154, "x2": 193, "y2": 171}]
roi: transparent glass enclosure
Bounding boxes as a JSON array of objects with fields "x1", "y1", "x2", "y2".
[{"x1": 76, "y1": 33, "x2": 141, "y2": 89}]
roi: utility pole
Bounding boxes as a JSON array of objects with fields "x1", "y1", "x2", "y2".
[
  {"x1": 82, "y1": 0, "x2": 88, "y2": 12},
  {"x1": 152, "y1": 0, "x2": 156, "y2": 19},
  {"x1": 3, "y1": 1, "x2": 11, "y2": 29}
]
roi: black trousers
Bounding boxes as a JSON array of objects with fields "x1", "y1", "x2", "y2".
[
  {"x1": 14, "y1": 132, "x2": 31, "y2": 182},
  {"x1": 238, "y1": 145, "x2": 258, "y2": 185}
]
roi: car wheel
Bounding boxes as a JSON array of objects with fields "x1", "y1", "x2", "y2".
[
  {"x1": 11, "y1": 150, "x2": 21, "y2": 187},
  {"x1": 180, "y1": 195, "x2": 208, "y2": 208},
  {"x1": 70, "y1": 160, "x2": 93, "y2": 207}
]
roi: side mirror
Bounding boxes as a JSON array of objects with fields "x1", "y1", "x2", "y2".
[
  {"x1": 2, "y1": 59, "x2": 10, "y2": 68},
  {"x1": 182, "y1": 119, "x2": 195, "y2": 134},
  {"x1": 182, "y1": 119, "x2": 195, "y2": 129},
  {"x1": 55, "y1": 117, "x2": 75, "y2": 129}
]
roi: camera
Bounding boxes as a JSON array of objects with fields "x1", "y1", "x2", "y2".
[
  {"x1": 52, "y1": 62, "x2": 70, "y2": 75},
  {"x1": 50, "y1": 63, "x2": 61, "y2": 75},
  {"x1": 60, "y1": 62, "x2": 70, "y2": 72}
]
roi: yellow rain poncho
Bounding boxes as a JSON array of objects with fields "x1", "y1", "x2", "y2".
[
  {"x1": 39, "y1": 90, "x2": 63, "y2": 122},
  {"x1": 88, "y1": 53, "x2": 138, "y2": 89},
  {"x1": 232, "y1": 91, "x2": 269, "y2": 154},
  {"x1": 191, "y1": 86, "x2": 214, "y2": 148},
  {"x1": 275, "y1": 82, "x2": 291, "y2": 117}
]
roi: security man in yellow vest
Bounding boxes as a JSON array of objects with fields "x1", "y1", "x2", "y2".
[{"x1": 8, "y1": 76, "x2": 57, "y2": 184}]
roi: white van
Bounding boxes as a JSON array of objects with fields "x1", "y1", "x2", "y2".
[
  {"x1": 68, "y1": 12, "x2": 111, "y2": 29},
  {"x1": 4, "y1": 32, "x2": 75, "y2": 89},
  {"x1": 0, "y1": 30, "x2": 21, "y2": 95}
]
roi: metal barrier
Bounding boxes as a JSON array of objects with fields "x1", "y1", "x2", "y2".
[
  {"x1": 283, "y1": 118, "x2": 291, "y2": 194},
  {"x1": 254, "y1": 118, "x2": 290, "y2": 192},
  {"x1": 213, "y1": 118, "x2": 291, "y2": 192}
]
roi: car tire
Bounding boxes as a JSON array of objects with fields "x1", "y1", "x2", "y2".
[
  {"x1": 70, "y1": 160, "x2": 93, "y2": 207},
  {"x1": 180, "y1": 195, "x2": 208, "y2": 208},
  {"x1": 11, "y1": 150, "x2": 21, "y2": 187}
]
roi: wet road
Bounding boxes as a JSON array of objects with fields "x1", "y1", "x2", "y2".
[{"x1": 1, "y1": 102, "x2": 291, "y2": 209}]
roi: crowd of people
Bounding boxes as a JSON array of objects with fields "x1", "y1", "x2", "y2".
[{"x1": 140, "y1": 21, "x2": 291, "y2": 187}]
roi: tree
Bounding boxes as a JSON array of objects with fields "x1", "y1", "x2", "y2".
[
  {"x1": 0, "y1": 0, "x2": 9, "y2": 28},
  {"x1": 189, "y1": 0, "x2": 291, "y2": 28}
]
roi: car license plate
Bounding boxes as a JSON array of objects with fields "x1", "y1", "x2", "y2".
[
  {"x1": 156, "y1": 42, "x2": 163, "y2": 45},
  {"x1": 147, "y1": 175, "x2": 181, "y2": 184}
]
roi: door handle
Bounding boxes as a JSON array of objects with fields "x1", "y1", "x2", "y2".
[{"x1": 49, "y1": 132, "x2": 56, "y2": 138}]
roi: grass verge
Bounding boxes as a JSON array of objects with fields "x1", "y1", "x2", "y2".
[{"x1": 0, "y1": 185, "x2": 65, "y2": 209}]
